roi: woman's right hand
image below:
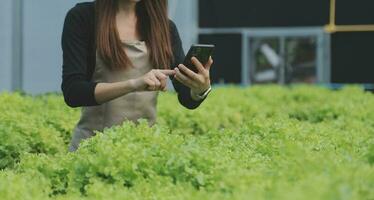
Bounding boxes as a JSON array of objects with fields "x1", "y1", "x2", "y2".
[{"x1": 133, "y1": 69, "x2": 176, "y2": 92}]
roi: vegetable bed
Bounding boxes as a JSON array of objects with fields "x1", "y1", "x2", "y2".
[{"x1": 0, "y1": 86, "x2": 373, "y2": 200}]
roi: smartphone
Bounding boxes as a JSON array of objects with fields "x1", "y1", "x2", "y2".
[{"x1": 183, "y1": 44, "x2": 215, "y2": 73}]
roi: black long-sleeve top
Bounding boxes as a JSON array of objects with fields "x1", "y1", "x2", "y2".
[{"x1": 61, "y1": 2, "x2": 205, "y2": 109}]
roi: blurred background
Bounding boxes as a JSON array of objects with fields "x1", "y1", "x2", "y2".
[{"x1": 0, "y1": 0, "x2": 373, "y2": 94}]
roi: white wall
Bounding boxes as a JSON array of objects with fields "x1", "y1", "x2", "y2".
[
  {"x1": 169, "y1": 0, "x2": 198, "y2": 52},
  {"x1": 0, "y1": 0, "x2": 197, "y2": 94},
  {"x1": 0, "y1": 0, "x2": 13, "y2": 92},
  {"x1": 22, "y1": 0, "x2": 84, "y2": 94}
]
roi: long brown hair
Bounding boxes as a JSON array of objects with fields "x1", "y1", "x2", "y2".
[{"x1": 95, "y1": 0, "x2": 173, "y2": 70}]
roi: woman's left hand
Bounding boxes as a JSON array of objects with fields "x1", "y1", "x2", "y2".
[{"x1": 174, "y1": 57, "x2": 213, "y2": 96}]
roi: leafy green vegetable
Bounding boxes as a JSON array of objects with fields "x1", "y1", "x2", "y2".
[{"x1": 0, "y1": 86, "x2": 373, "y2": 199}]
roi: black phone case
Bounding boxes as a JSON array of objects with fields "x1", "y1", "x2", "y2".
[{"x1": 183, "y1": 44, "x2": 215, "y2": 73}]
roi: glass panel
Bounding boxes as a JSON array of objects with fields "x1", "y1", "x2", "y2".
[
  {"x1": 250, "y1": 37, "x2": 281, "y2": 84},
  {"x1": 285, "y1": 37, "x2": 317, "y2": 84}
]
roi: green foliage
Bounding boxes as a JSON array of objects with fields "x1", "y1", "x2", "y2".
[
  {"x1": 0, "y1": 93, "x2": 79, "y2": 169},
  {"x1": 0, "y1": 86, "x2": 373, "y2": 200}
]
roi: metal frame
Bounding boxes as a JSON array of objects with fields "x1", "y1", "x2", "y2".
[
  {"x1": 11, "y1": 0, "x2": 23, "y2": 91},
  {"x1": 199, "y1": 27, "x2": 331, "y2": 86}
]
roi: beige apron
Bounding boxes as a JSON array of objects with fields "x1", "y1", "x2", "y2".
[{"x1": 69, "y1": 41, "x2": 158, "y2": 152}]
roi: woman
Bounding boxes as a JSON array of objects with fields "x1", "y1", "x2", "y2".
[{"x1": 62, "y1": 0, "x2": 213, "y2": 152}]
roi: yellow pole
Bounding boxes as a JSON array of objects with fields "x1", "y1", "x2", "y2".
[
  {"x1": 324, "y1": 0, "x2": 336, "y2": 33},
  {"x1": 325, "y1": 0, "x2": 374, "y2": 33},
  {"x1": 330, "y1": 0, "x2": 336, "y2": 26},
  {"x1": 334, "y1": 25, "x2": 374, "y2": 32}
]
